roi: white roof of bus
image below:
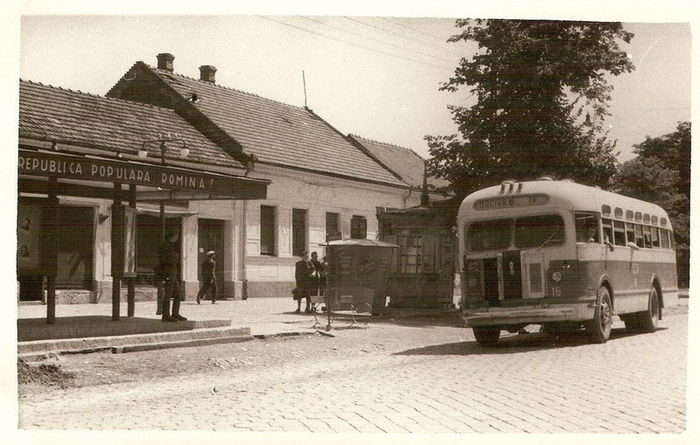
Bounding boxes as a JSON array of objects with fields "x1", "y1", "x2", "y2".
[{"x1": 458, "y1": 179, "x2": 671, "y2": 228}]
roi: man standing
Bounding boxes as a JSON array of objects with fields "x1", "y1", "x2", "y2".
[
  {"x1": 196, "y1": 250, "x2": 218, "y2": 304},
  {"x1": 294, "y1": 251, "x2": 314, "y2": 313},
  {"x1": 158, "y1": 230, "x2": 187, "y2": 322}
]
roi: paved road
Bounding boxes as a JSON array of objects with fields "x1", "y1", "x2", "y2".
[{"x1": 19, "y1": 312, "x2": 687, "y2": 433}]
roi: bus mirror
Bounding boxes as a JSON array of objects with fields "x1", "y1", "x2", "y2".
[{"x1": 627, "y1": 242, "x2": 640, "y2": 251}]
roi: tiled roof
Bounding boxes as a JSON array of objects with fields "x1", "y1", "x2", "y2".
[
  {"x1": 348, "y1": 134, "x2": 450, "y2": 190},
  {"x1": 19, "y1": 80, "x2": 245, "y2": 169},
  {"x1": 134, "y1": 65, "x2": 406, "y2": 187}
]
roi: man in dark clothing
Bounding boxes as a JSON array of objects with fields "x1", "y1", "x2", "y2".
[
  {"x1": 158, "y1": 230, "x2": 186, "y2": 322},
  {"x1": 294, "y1": 251, "x2": 314, "y2": 313},
  {"x1": 196, "y1": 250, "x2": 218, "y2": 304}
]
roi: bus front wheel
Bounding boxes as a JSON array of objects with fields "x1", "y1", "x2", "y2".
[
  {"x1": 635, "y1": 287, "x2": 660, "y2": 333},
  {"x1": 585, "y1": 286, "x2": 613, "y2": 343},
  {"x1": 473, "y1": 326, "x2": 500, "y2": 346}
]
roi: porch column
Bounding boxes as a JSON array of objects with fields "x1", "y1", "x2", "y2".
[
  {"x1": 45, "y1": 177, "x2": 58, "y2": 324},
  {"x1": 112, "y1": 183, "x2": 122, "y2": 321},
  {"x1": 127, "y1": 184, "x2": 136, "y2": 317}
]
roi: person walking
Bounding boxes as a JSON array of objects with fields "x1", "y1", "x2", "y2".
[
  {"x1": 294, "y1": 251, "x2": 314, "y2": 313},
  {"x1": 310, "y1": 251, "x2": 322, "y2": 299},
  {"x1": 196, "y1": 250, "x2": 218, "y2": 304},
  {"x1": 158, "y1": 230, "x2": 187, "y2": 322}
]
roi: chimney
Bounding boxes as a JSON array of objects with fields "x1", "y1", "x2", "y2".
[
  {"x1": 156, "y1": 53, "x2": 174, "y2": 72},
  {"x1": 199, "y1": 65, "x2": 217, "y2": 83}
]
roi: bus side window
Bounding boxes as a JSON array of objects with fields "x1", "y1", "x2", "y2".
[
  {"x1": 651, "y1": 227, "x2": 660, "y2": 248},
  {"x1": 602, "y1": 218, "x2": 613, "y2": 245},
  {"x1": 626, "y1": 223, "x2": 635, "y2": 246},
  {"x1": 635, "y1": 224, "x2": 645, "y2": 248},
  {"x1": 660, "y1": 229, "x2": 670, "y2": 249},
  {"x1": 613, "y1": 221, "x2": 626, "y2": 246},
  {"x1": 575, "y1": 212, "x2": 599, "y2": 243},
  {"x1": 643, "y1": 226, "x2": 652, "y2": 248}
]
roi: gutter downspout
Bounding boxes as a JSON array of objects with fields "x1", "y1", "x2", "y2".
[{"x1": 241, "y1": 200, "x2": 248, "y2": 299}]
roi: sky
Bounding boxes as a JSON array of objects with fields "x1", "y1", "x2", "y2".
[{"x1": 15, "y1": 9, "x2": 691, "y2": 164}]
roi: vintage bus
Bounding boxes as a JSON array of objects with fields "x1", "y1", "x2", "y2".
[{"x1": 457, "y1": 178, "x2": 678, "y2": 345}]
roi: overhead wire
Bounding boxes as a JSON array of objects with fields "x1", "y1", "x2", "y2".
[{"x1": 258, "y1": 16, "x2": 455, "y2": 72}]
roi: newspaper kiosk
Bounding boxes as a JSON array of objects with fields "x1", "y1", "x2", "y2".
[{"x1": 322, "y1": 239, "x2": 398, "y2": 327}]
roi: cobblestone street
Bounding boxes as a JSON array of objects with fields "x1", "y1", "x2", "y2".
[{"x1": 18, "y1": 310, "x2": 687, "y2": 434}]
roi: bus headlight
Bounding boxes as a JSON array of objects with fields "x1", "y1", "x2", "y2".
[{"x1": 551, "y1": 271, "x2": 563, "y2": 282}]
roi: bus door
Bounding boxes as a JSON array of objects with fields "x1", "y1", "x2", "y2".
[{"x1": 502, "y1": 250, "x2": 522, "y2": 299}]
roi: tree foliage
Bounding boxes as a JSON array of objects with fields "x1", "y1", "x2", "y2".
[
  {"x1": 614, "y1": 122, "x2": 691, "y2": 287},
  {"x1": 427, "y1": 20, "x2": 634, "y2": 198}
]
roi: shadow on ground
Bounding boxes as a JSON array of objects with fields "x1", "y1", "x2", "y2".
[{"x1": 393, "y1": 326, "x2": 669, "y2": 356}]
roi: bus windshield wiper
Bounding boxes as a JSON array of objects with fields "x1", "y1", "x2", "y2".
[{"x1": 537, "y1": 229, "x2": 561, "y2": 251}]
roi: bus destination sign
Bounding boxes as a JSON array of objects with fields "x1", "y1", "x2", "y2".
[{"x1": 474, "y1": 194, "x2": 549, "y2": 210}]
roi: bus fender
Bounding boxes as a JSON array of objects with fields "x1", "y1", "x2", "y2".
[{"x1": 595, "y1": 274, "x2": 614, "y2": 312}]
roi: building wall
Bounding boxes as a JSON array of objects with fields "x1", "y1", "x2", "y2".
[
  {"x1": 36, "y1": 166, "x2": 417, "y2": 303},
  {"x1": 243, "y1": 165, "x2": 418, "y2": 298}
]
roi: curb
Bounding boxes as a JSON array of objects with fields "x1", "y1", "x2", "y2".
[{"x1": 18, "y1": 326, "x2": 251, "y2": 356}]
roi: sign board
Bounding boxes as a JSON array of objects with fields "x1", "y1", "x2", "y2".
[
  {"x1": 474, "y1": 194, "x2": 549, "y2": 210},
  {"x1": 18, "y1": 149, "x2": 267, "y2": 198}
]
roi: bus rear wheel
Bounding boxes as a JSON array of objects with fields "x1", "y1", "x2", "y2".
[
  {"x1": 473, "y1": 326, "x2": 500, "y2": 346},
  {"x1": 635, "y1": 287, "x2": 660, "y2": 333},
  {"x1": 585, "y1": 286, "x2": 613, "y2": 343}
]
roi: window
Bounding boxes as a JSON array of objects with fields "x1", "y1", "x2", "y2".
[
  {"x1": 514, "y1": 214, "x2": 565, "y2": 249},
  {"x1": 467, "y1": 219, "x2": 512, "y2": 251},
  {"x1": 626, "y1": 223, "x2": 635, "y2": 246},
  {"x1": 398, "y1": 230, "x2": 422, "y2": 273},
  {"x1": 575, "y1": 212, "x2": 599, "y2": 243},
  {"x1": 614, "y1": 221, "x2": 626, "y2": 246},
  {"x1": 350, "y1": 215, "x2": 367, "y2": 239},
  {"x1": 643, "y1": 225, "x2": 652, "y2": 248},
  {"x1": 651, "y1": 227, "x2": 660, "y2": 248},
  {"x1": 292, "y1": 208, "x2": 307, "y2": 256},
  {"x1": 602, "y1": 218, "x2": 613, "y2": 245},
  {"x1": 660, "y1": 229, "x2": 670, "y2": 248},
  {"x1": 260, "y1": 205, "x2": 276, "y2": 256},
  {"x1": 325, "y1": 212, "x2": 340, "y2": 241},
  {"x1": 635, "y1": 224, "x2": 644, "y2": 248}
]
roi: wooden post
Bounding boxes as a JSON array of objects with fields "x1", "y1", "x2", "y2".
[
  {"x1": 112, "y1": 183, "x2": 122, "y2": 321},
  {"x1": 45, "y1": 177, "x2": 58, "y2": 324},
  {"x1": 127, "y1": 184, "x2": 136, "y2": 317}
]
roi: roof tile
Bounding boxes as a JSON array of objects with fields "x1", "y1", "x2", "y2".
[{"x1": 19, "y1": 80, "x2": 244, "y2": 169}]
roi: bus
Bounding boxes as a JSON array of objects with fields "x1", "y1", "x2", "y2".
[{"x1": 457, "y1": 178, "x2": 678, "y2": 345}]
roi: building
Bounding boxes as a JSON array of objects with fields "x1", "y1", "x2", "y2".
[
  {"x1": 346, "y1": 135, "x2": 458, "y2": 308},
  {"x1": 102, "y1": 53, "x2": 423, "y2": 299},
  {"x1": 17, "y1": 79, "x2": 268, "y2": 319}
]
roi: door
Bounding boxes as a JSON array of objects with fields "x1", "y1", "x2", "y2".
[
  {"x1": 56, "y1": 206, "x2": 94, "y2": 289},
  {"x1": 198, "y1": 218, "x2": 225, "y2": 299},
  {"x1": 502, "y1": 250, "x2": 522, "y2": 299}
]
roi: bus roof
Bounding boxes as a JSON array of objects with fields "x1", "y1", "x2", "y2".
[{"x1": 458, "y1": 179, "x2": 672, "y2": 229}]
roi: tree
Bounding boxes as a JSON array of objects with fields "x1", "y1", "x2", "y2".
[
  {"x1": 614, "y1": 122, "x2": 691, "y2": 287},
  {"x1": 426, "y1": 20, "x2": 634, "y2": 198}
]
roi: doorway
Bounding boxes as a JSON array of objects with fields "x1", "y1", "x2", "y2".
[{"x1": 198, "y1": 218, "x2": 225, "y2": 300}]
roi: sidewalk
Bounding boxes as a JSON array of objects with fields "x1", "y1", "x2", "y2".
[{"x1": 17, "y1": 297, "x2": 457, "y2": 356}]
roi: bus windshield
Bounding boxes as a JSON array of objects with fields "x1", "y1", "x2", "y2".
[
  {"x1": 467, "y1": 214, "x2": 566, "y2": 251},
  {"x1": 467, "y1": 219, "x2": 512, "y2": 251},
  {"x1": 514, "y1": 214, "x2": 565, "y2": 248}
]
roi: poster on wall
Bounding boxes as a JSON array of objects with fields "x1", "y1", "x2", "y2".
[{"x1": 17, "y1": 202, "x2": 42, "y2": 273}]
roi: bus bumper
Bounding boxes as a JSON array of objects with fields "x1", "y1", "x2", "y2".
[{"x1": 461, "y1": 301, "x2": 596, "y2": 327}]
